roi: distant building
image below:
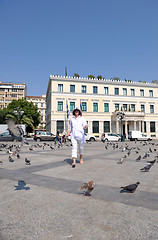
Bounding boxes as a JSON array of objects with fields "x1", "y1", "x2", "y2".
[
  {"x1": 0, "y1": 82, "x2": 26, "y2": 109},
  {"x1": 46, "y1": 75, "x2": 158, "y2": 139},
  {"x1": 26, "y1": 95, "x2": 46, "y2": 129}
]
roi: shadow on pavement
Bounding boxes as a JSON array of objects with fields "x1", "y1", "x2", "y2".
[{"x1": 14, "y1": 180, "x2": 30, "y2": 191}]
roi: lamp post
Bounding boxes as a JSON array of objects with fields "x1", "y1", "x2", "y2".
[
  {"x1": 13, "y1": 107, "x2": 24, "y2": 124},
  {"x1": 116, "y1": 111, "x2": 125, "y2": 141}
]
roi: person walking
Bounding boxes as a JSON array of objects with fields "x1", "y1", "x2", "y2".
[
  {"x1": 54, "y1": 129, "x2": 62, "y2": 145},
  {"x1": 68, "y1": 107, "x2": 87, "y2": 168}
]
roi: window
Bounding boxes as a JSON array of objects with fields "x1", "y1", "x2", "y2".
[
  {"x1": 93, "y1": 121, "x2": 99, "y2": 133},
  {"x1": 149, "y1": 90, "x2": 153, "y2": 97},
  {"x1": 70, "y1": 102, "x2": 75, "y2": 111},
  {"x1": 70, "y1": 85, "x2": 75, "y2": 92},
  {"x1": 93, "y1": 86, "x2": 98, "y2": 94},
  {"x1": 57, "y1": 121, "x2": 64, "y2": 133},
  {"x1": 11, "y1": 94, "x2": 17, "y2": 97},
  {"x1": 123, "y1": 104, "x2": 127, "y2": 111},
  {"x1": 115, "y1": 88, "x2": 119, "y2": 95},
  {"x1": 131, "y1": 89, "x2": 135, "y2": 96},
  {"x1": 93, "y1": 103, "x2": 98, "y2": 112},
  {"x1": 150, "y1": 105, "x2": 154, "y2": 113},
  {"x1": 81, "y1": 85, "x2": 87, "y2": 93},
  {"x1": 115, "y1": 104, "x2": 119, "y2": 111},
  {"x1": 150, "y1": 122, "x2": 155, "y2": 132},
  {"x1": 141, "y1": 104, "x2": 145, "y2": 112},
  {"x1": 41, "y1": 103, "x2": 43, "y2": 108},
  {"x1": 104, "y1": 103, "x2": 109, "y2": 112},
  {"x1": 82, "y1": 102, "x2": 87, "y2": 112},
  {"x1": 41, "y1": 109, "x2": 43, "y2": 115},
  {"x1": 58, "y1": 84, "x2": 63, "y2": 92},
  {"x1": 104, "y1": 121, "x2": 110, "y2": 132},
  {"x1": 140, "y1": 89, "x2": 144, "y2": 97},
  {"x1": 123, "y1": 88, "x2": 127, "y2": 95},
  {"x1": 144, "y1": 121, "x2": 146, "y2": 132},
  {"x1": 104, "y1": 87, "x2": 108, "y2": 95},
  {"x1": 57, "y1": 101, "x2": 63, "y2": 111},
  {"x1": 131, "y1": 104, "x2": 135, "y2": 111},
  {"x1": 41, "y1": 116, "x2": 43, "y2": 121}
]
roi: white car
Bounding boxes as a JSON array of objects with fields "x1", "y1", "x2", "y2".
[
  {"x1": 67, "y1": 133, "x2": 96, "y2": 142},
  {"x1": 101, "y1": 133, "x2": 121, "y2": 142}
]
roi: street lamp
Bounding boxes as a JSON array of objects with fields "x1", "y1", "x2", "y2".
[
  {"x1": 116, "y1": 111, "x2": 125, "y2": 141},
  {"x1": 13, "y1": 107, "x2": 24, "y2": 124}
]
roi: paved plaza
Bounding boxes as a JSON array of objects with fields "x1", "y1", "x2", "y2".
[{"x1": 0, "y1": 140, "x2": 158, "y2": 240}]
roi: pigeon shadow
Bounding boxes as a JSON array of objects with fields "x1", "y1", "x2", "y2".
[
  {"x1": 14, "y1": 180, "x2": 30, "y2": 191},
  {"x1": 64, "y1": 158, "x2": 80, "y2": 165},
  {"x1": 120, "y1": 189, "x2": 134, "y2": 193}
]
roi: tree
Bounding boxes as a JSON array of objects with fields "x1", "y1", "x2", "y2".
[
  {"x1": 1, "y1": 99, "x2": 40, "y2": 133},
  {"x1": 111, "y1": 77, "x2": 120, "y2": 81},
  {"x1": 74, "y1": 73, "x2": 80, "y2": 78},
  {"x1": 152, "y1": 80, "x2": 158, "y2": 84},
  {"x1": 88, "y1": 75, "x2": 95, "y2": 79},
  {"x1": 97, "y1": 75, "x2": 103, "y2": 80}
]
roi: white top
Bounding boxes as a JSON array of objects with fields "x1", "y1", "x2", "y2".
[{"x1": 69, "y1": 116, "x2": 87, "y2": 140}]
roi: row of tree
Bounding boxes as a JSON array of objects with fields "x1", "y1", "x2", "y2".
[{"x1": 0, "y1": 99, "x2": 40, "y2": 133}]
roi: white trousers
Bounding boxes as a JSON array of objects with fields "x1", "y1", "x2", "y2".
[{"x1": 71, "y1": 137, "x2": 84, "y2": 158}]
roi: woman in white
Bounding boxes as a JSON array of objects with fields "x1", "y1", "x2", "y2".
[{"x1": 68, "y1": 107, "x2": 87, "y2": 168}]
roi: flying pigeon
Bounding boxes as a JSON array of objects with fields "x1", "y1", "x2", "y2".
[
  {"x1": 147, "y1": 159, "x2": 156, "y2": 164},
  {"x1": 6, "y1": 119, "x2": 28, "y2": 144},
  {"x1": 9, "y1": 155, "x2": 14, "y2": 162},
  {"x1": 140, "y1": 164, "x2": 153, "y2": 172},
  {"x1": 79, "y1": 180, "x2": 95, "y2": 196},
  {"x1": 121, "y1": 182, "x2": 140, "y2": 193},
  {"x1": 25, "y1": 158, "x2": 31, "y2": 165},
  {"x1": 117, "y1": 157, "x2": 124, "y2": 164},
  {"x1": 136, "y1": 155, "x2": 141, "y2": 161}
]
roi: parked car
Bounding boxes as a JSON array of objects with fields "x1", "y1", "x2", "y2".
[
  {"x1": 0, "y1": 131, "x2": 15, "y2": 141},
  {"x1": 128, "y1": 131, "x2": 152, "y2": 141},
  {"x1": 67, "y1": 133, "x2": 96, "y2": 142},
  {"x1": 101, "y1": 133, "x2": 121, "y2": 142},
  {"x1": 33, "y1": 131, "x2": 56, "y2": 142}
]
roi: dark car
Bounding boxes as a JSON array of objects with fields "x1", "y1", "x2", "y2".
[
  {"x1": 33, "y1": 131, "x2": 56, "y2": 142},
  {"x1": 0, "y1": 132, "x2": 15, "y2": 141}
]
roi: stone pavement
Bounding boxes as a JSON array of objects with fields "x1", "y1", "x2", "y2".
[{"x1": 0, "y1": 140, "x2": 158, "y2": 240}]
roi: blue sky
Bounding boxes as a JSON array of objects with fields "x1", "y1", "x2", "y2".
[{"x1": 0, "y1": 0, "x2": 158, "y2": 96}]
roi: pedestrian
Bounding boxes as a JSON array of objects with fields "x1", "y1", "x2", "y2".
[
  {"x1": 62, "y1": 129, "x2": 67, "y2": 144},
  {"x1": 54, "y1": 129, "x2": 62, "y2": 145},
  {"x1": 68, "y1": 107, "x2": 87, "y2": 168}
]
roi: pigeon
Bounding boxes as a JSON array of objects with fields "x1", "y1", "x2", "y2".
[
  {"x1": 147, "y1": 159, "x2": 156, "y2": 164},
  {"x1": 121, "y1": 182, "x2": 140, "y2": 193},
  {"x1": 79, "y1": 180, "x2": 95, "y2": 196},
  {"x1": 50, "y1": 146, "x2": 54, "y2": 150},
  {"x1": 0, "y1": 160, "x2": 3, "y2": 164},
  {"x1": 136, "y1": 155, "x2": 141, "y2": 161},
  {"x1": 29, "y1": 146, "x2": 33, "y2": 151},
  {"x1": 143, "y1": 153, "x2": 148, "y2": 159},
  {"x1": 6, "y1": 119, "x2": 28, "y2": 144},
  {"x1": 140, "y1": 164, "x2": 153, "y2": 172},
  {"x1": 17, "y1": 154, "x2": 20, "y2": 159},
  {"x1": 25, "y1": 158, "x2": 31, "y2": 165},
  {"x1": 117, "y1": 157, "x2": 124, "y2": 164},
  {"x1": 9, "y1": 156, "x2": 14, "y2": 162}
]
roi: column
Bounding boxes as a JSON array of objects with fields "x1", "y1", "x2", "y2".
[
  {"x1": 138, "y1": 121, "x2": 141, "y2": 131},
  {"x1": 125, "y1": 120, "x2": 128, "y2": 139},
  {"x1": 146, "y1": 121, "x2": 150, "y2": 137},
  {"x1": 110, "y1": 120, "x2": 112, "y2": 133},
  {"x1": 134, "y1": 121, "x2": 136, "y2": 131},
  {"x1": 88, "y1": 121, "x2": 92, "y2": 135},
  {"x1": 99, "y1": 121, "x2": 104, "y2": 139},
  {"x1": 116, "y1": 121, "x2": 119, "y2": 134},
  {"x1": 142, "y1": 121, "x2": 144, "y2": 133}
]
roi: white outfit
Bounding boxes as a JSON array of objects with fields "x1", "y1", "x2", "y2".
[{"x1": 69, "y1": 116, "x2": 87, "y2": 158}]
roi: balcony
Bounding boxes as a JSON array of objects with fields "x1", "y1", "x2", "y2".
[{"x1": 112, "y1": 110, "x2": 145, "y2": 121}]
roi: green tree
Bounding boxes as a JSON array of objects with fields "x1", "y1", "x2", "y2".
[
  {"x1": 111, "y1": 77, "x2": 120, "y2": 81},
  {"x1": 88, "y1": 75, "x2": 95, "y2": 79},
  {"x1": 152, "y1": 80, "x2": 158, "y2": 84},
  {"x1": 97, "y1": 75, "x2": 103, "y2": 80},
  {"x1": 0, "y1": 108, "x2": 9, "y2": 124},
  {"x1": 74, "y1": 73, "x2": 80, "y2": 78},
  {"x1": 2, "y1": 99, "x2": 40, "y2": 133}
]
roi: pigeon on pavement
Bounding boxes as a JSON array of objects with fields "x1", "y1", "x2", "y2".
[
  {"x1": 136, "y1": 155, "x2": 141, "y2": 161},
  {"x1": 25, "y1": 158, "x2": 31, "y2": 165},
  {"x1": 121, "y1": 182, "x2": 140, "y2": 193},
  {"x1": 117, "y1": 157, "x2": 124, "y2": 164},
  {"x1": 140, "y1": 164, "x2": 153, "y2": 172},
  {"x1": 79, "y1": 180, "x2": 95, "y2": 196}
]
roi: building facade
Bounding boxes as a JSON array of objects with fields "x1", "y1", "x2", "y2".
[
  {"x1": 46, "y1": 75, "x2": 158, "y2": 139},
  {"x1": 0, "y1": 82, "x2": 27, "y2": 109},
  {"x1": 26, "y1": 95, "x2": 46, "y2": 129}
]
